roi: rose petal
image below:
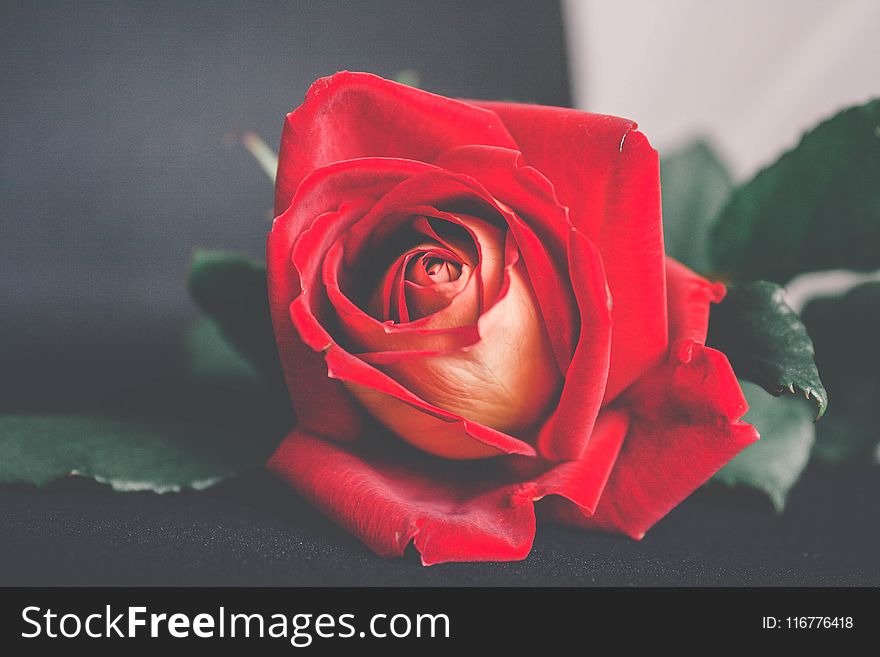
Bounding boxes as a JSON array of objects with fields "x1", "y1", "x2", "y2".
[
  {"x1": 403, "y1": 274, "x2": 468, "y2": 320},
  {"x1": 314, "y1": 169, "x2": 541, "y2": 356},
  {"x1": 325, "y1": 345, "x2": 537, "y2": 459},
  {"x1": 338, "y1": 206, "x2": 506, "y2": 336},
  {"x1": 551, "y1": 344, "x2": 758, "y2": 539},
  {"x1": 268, "y1": 428, "x2": 536, "y2": 565},
  {"x1": 340, "y1": 183, "x2": 508, "y2": 317},
  {"x1": 510, "y1": 408, "x2": 629, "y2": 513},
  {"x1": 380, "y1": 250, "x2": 419, "y2": 323},
  {"x1": 268, "y1": 414, "x2": 630, "y2": 564},
  {"x1": 433, "y1": 145, "x2": 569, "y2": 273},
  {"x1": 434, "y1": 145, "x2": 586, "y2": 378},
  {"x1": 542, "y1": 260, "x2": 757, "y2": 538},
  {"x1": 665, "y1": 257, "x2": 726, "y2": 345},
  {"x1": 409, "y1": 214, "x2": 480, "y2": 269},
  {"x1": 472, "y1": 102, "x2": 668, "y2": 403},
  {"x1": 274, "y1": 157, "x2": 430, "y2": 240},
  {"x1": 534, "y1": 229, "x2": 612, "y2": 460},
  {"x1": 435, "y1": 145, "x2": 616, "y2": 460},
  {"x1": 275, "y1": 72, "x2": 517, "y2": 215},
  {"x1": 280, "y1": 164, "x2": 494, "y2": 357},
  {"x1": 268, "y1": 158, "x2": 439, "y2": 441}
]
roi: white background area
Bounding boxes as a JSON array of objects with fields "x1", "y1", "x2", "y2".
[{"x1": 563, "y1": 0, "x2": 880, "y2": 182}]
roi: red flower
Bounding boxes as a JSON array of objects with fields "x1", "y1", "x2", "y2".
[{"x1": 266, "y1": 72, "x2": 757, "y2": 564}]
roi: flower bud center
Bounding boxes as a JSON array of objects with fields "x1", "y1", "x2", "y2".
[
  {"x1": 421, "y1": 254, "x2": 461, "y2": 283},
  {"x1": 404, "y1": 249, "x2": 463, "y2": 288}
]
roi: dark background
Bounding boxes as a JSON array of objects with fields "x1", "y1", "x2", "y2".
[{"x1": 1, "y1": 1, "x2": 877, "y2": 586}]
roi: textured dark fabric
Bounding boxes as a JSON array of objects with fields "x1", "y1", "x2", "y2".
[{"x1": 0, "y1": 464, "x2": 877, "y2": 586}]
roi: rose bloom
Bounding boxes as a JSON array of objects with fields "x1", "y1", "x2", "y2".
[{"x1": 267, "y1": 72, "x2": 757, "y2": 564}]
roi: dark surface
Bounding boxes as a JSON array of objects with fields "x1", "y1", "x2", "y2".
[{"x1": 0, "y1": 463, "x2": 877, "y2": 586}]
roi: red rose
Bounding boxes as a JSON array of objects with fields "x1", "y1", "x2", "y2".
[{"x1": 266, "y1": 72, "x2": 757, "y2": 564}]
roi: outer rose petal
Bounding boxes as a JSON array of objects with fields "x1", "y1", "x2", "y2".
[
  {"x1": 542, "y1": 259, "x2": 758, "y2": 538},
  {"x1": 275, "y1": 72, "x2": 517, "y2": 215},
  {"x1": 534, "y1": 230, "x2": 612, "y2": 461},
  {"x1": 473, "y1": 101, "x2": 668, "y2": 403},
  {"x1": 268, "y1": 429, "x2": 536, "y2": 565},
  {"x1": 664, "y1": 257, "x2": 726, "y2": 345},
  {"x1": 550, "y1": 346, "x2": 758, "y2": 539},
  {"x1": 510, "y1": 409, "x2": 630, "y2": 513}
]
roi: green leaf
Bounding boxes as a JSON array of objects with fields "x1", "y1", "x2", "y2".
[
  {"x1": 183, "y1": 316, "x2": 295, "y2": 454},
  {"x1": 711, "y1": 99, "x2": 880, "y2": 283},
  {"x1": 187, "y1": 249, "x2": 283, "y2": 387},
  {"x1": 186, "y1": 316, "x2": 263, "y2": 389},
  {"x1": 707, "y1": 281, "x2": 827, "y2": 418},
  {"x1": 802, "y1": 282, "x2": 880, "y2": 463},
  {"x1": 711, "y1": 381, "x2": 815, "y2": 512},
  {"x1": 0, "y1": 415, "x2": 271, "y2": 491},
  {"x1": 660, "y1": 140, "x2": 732, "y2": 273}
]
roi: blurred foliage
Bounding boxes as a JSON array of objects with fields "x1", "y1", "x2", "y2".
[
  {"x1": 660, "y1": 140, "x2": 732, "y2": 273},
  {"x1": 188, "y1": 249, "x2": 285, "y2": 389},
  {"x1": 711, "y1": 99, "x2": 880, "y2": 283},
  {"x1": 711, "y1": 381, "x2": 815, "y2": 512},
  {"x1": 664, "y1": 99, "x2": 880, "y2": 510}
]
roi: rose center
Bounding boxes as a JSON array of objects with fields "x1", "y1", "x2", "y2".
[
  {"x1": 404, "y1": 250, "x2": 463, "y2": 287},
  {"x1": 421, "y1": 255, "x2": 462, "y2": 283}
]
